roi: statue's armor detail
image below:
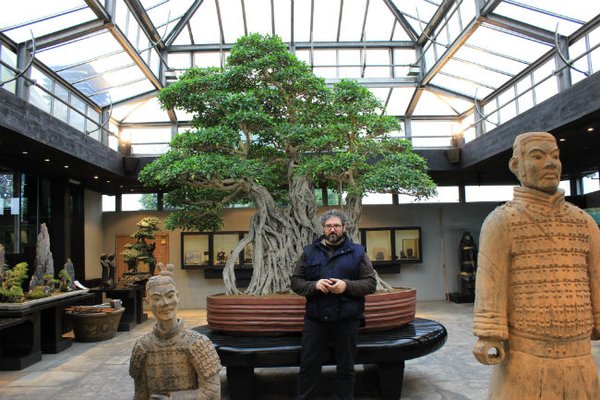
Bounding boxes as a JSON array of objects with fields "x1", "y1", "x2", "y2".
[
  {"x1": 506, "y1": 189, "x2": 593, "y2": 340},
  {"x1": 130, "y1": 320, "x2": 221, "y2": 398}
]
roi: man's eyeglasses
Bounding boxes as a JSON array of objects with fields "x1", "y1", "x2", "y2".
[{"x1": 324, "y1": 224, "x2": 343, "y2": 230}]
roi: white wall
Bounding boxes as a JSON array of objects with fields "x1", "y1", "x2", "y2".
[
  {"x1": 360, "y1": 203, "x2": 497, "y2": 300},
  {"x1": 84, "y1": 189, "x2": 104, "y2": 280},
  {"x1": 99, "y1": 202, "x2": 499, "y2": 308}
]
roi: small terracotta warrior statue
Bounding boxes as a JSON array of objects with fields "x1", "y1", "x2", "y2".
[
  {"x1": 107, "y1": 253, "x2": 116, "y2": 288},
  {"x1": 459, "y1": 231, "x2": 477, "y2": 299},
  {"x1": 473, "y1": 132, "x2": 600, "y2": 399},
  {"x1": 129, "y1": 263, "x2": 221, "y2": 399},
  {"x1": 100, "y1": 254, "x2": 110, "y2": 288}
]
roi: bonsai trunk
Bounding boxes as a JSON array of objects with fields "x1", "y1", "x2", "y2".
[{"x1": 222, "y1": 177, "x2": 320, "y2": 295}]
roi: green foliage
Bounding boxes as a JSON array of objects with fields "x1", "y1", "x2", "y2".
[
  {"x1": 25, "y1": 273, "x2": 59, "y2": 299},
  {"x1": 121, "y1": 217, "x2": 162, "y2": 271},
  {"x1": 0, "y1": 262, "x2": 28, "y2": 302},
  {"x1": 26, "y1": 286, "x2": 50, "y2": 300},
  {"x1": 58, "y1": 268, "x2": 72, "y2": 292},
  {"x1": 141, "y1": 33, "x2": 435, "y2": 232}
]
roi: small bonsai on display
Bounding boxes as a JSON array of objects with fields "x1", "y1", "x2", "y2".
[
  {"x1": 0, "y1": 262, "x2": 28, "y2": 303},
  {"x1": 121, "y1": 217, "x2": 160, "y2": 275},
  {"x1": 58, "y1": 268, "x2": 73, "y2": 292}
]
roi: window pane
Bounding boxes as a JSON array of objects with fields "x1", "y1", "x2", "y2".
[
  {"x1": 102, "y1": 195, "x2": 116, "y2": 212},
  {"x1": 183, "y1": 234, "x2": 209, "y2": 266},
  {"x1": 365, "y1": 230, "x2": 392, "y2": 261},
  {"x1": 465, "y1": 185, "x2": 514, "y2": 202}
]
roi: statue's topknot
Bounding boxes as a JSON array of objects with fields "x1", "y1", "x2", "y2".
[{"x1": 146, "y1": 263, "x2": 176, "y2": 292}]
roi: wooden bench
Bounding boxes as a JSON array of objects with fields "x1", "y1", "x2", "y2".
[{"x1": 195, "y1": 317, "x2": 447, "y2": 400}]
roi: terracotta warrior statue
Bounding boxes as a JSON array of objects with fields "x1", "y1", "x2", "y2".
[
  {"x1": 473, "y1": 132, "x2": 600, "y2": 399},
  {"x1": 129, "y1": 263, "x2": 221, "y2": 399}
]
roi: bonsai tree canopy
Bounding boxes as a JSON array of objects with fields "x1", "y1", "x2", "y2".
[{"x1": 140, "y1": 34, "x2": 436, "y2": 295}]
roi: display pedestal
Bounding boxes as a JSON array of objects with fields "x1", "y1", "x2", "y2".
[{"x1": 448, "y1": 292, "x2": 474, "y2": 303}]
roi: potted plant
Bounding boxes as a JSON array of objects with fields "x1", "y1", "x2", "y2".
[{"x1": 139, "y1": 34, "x2": 435, "y2": 332}]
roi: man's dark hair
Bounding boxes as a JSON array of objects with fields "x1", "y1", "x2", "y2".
[{"x1": 320, "y1": 209, "x2": 349, "y2": 226}]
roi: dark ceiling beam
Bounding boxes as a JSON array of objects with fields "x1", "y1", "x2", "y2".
[
  {"x1": 380, "y1": 0, "x2": 418, "y2": 41},
  {"x1": 0, "y1": 88, "x2": 125, "y2": 177},
  {"x1": 482, "y1": 14, "x2": 555, "y2": 44},
  {"x1": 169, "y1": 40, "x2": 414, "y2": 52},
  {"x1": 461, "y1": 70, "x2": 600, "y2": 168},
  {"x1": 164, "y1": 0, "x2": 205, "y2": 46}
]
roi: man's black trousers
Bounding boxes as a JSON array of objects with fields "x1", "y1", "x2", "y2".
[{"x1": 296, "y1": 318, "x2": 361, "y2": 400}]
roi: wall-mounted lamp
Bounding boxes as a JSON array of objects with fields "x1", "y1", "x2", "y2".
[
  {"x1": 446, "y1": 123, "x2": 465, "y2": 164},
  {"x1": 118, "y1": 131, "x2": 132, "y2": 156}
]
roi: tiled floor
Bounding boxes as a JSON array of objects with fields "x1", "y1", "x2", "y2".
[{"x1": 1, "y1": 301, "x2": 599, "y2": 399}]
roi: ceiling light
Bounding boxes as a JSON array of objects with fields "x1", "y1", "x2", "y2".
[
  {"x1": 559, "y1": 138, "x2": 566, "y2": 142},
  {"x1": 106, "y1": 180, "x2": 111, "y2": 183},
  {"x1": 64, "y1": 165, "x2": 69, "y2": 168},
  {"x1": 587, "y1": 127, "x2": 595, "y2": 132},
  {"x1": 93, "y1": 175, "x2": 99, "y2": 179},
  {"x1": 21, "y1": 151, "x2": 28, "y2": 155},
  {"x1": 44, "y1": 158, "x2": 50, "y2": 162}
]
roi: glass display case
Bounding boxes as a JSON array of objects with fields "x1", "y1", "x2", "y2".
[
  {"x1": 182, "y1": 233, "x2": 209, "y2": 268},
  {"x1": 181, "y1": 231, "x2": 252, "y2": 270},
  {"x1": 395, "y1": 228, "x2": 421, "y2": 262},
  {"x1": 360, "y1": 227, "x2": 422, "y2": 270}
]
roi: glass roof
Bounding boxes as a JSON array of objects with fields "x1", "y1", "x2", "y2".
[{"x1": 1, "y1": 0, "x2": 599, "y2": 151}]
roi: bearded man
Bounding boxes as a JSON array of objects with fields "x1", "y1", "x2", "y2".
[
  {"x1": 291, "y1": 209, "x2": 377, "y2": 400},
  {"x1": 473, "y1": 131, "x2": 600, "y2": 399}
]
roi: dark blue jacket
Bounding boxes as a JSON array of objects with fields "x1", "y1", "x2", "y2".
[{"x1": 302, "y1": 236, "x2": 366, "y2": 322}]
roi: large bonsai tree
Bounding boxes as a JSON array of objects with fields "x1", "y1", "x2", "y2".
[{"x1": 140, "y1": 34, "x2": 435, "y2": 295}]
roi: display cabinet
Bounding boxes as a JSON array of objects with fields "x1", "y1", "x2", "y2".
[
  {"x1": 181, "y1": 231, "x2": 253, "y2": 286},
  {"x1": 181, "y1": 231, "x2": 252, "y2": 275},
  {"x1": 360, "y1": 227, "x2": 421, "y2": 272},
  {"x1": 182, "y1": 233, "x2": 210, "y2": 267}
]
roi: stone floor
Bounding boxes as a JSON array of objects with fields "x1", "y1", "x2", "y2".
[{"x1": 1, "y1": 301, "x2": 599, "y2": 399}]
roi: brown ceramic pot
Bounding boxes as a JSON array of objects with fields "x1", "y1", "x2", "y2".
[
  {"x1": 207, "y1": 287, "x2": 416, "y2": 334},
  {"x1": 69, "y1": 307, "x2": 125, "y2": 342}
]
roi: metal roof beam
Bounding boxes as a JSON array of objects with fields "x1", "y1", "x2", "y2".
[
  {"x1": 169, "y1": 40, "x2": 414, "y2": 52},
  {"x1": 325, "y1": 77, "x2": 418, "y2": 87},
  {"x1": 123, "y1": 0, "x2": 165, "y2": 49},
  {"x1": 108, "y1": 25, "x2": 162, "y2": 89},
  {"x1": 482, "y1": 14, "x2": 555, "y2": 44},
  {"x1": 417, "y1": 0, "x2": 456, "y2": 46},
  {"x1": 25, "y1": 20, "x2": 108, "y2": 51},
  {"x1": 84, "y1": 0, "x2": 112, "y2": 22},
  {"x1": 164, "y1": 0, "x2": 205, "y2": 46},
  {"x1": 420, "y1": 17, "x2": 482, "y2": 87},
  {"x1": 380, "y1": 0, "x2": 418, "y2": 41}
]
